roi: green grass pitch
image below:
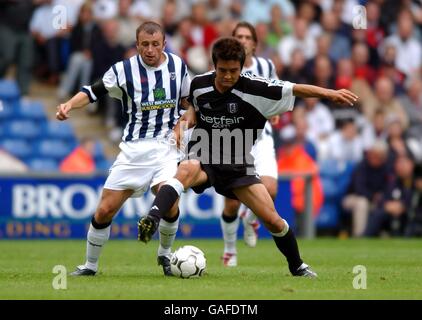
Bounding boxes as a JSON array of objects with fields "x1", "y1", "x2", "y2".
[{"x1": 0, "y1": 239, "x2": 421, "y2": 299}]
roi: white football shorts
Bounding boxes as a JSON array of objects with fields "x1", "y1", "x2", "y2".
[
  {"x1": 104, "y1": 137, "x2": 182, "y2": 197},
  {"x1": 251, "y1": 123, "x2": 278, "y2": 179}
]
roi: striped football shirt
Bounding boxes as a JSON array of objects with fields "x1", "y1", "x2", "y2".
[{"x1": 82, "y1": 52, "x2": 190, "y2": 141}]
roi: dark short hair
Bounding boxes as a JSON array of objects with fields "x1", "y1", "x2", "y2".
[
  {"x1": 136, "y1": 21, "x2": 165, "y2": 42},
  {"x1": 211, "y1": 37, "x2": 246, "y2": 68},
  {"x1": 232, "y1": 21, "x2": 258, "y2": 44}
]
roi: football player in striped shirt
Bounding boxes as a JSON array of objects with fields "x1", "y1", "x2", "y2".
[
  {"x1": 220, "y1": 22, "x2": 281, "y2": 267},
  {"x1": 138, "y1": 37, "x2": 358, "y2": 277},
  {"x1": 56, "y1": 21, "x2": 194, "y2": 276}
]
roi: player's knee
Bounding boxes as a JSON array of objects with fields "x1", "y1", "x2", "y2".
[
  {"x1": 95, "y1": 203, "x2": 117, "y2": 223},
  {"x1": 262, "y1": 211, "x2": 284, "y2": 233}
]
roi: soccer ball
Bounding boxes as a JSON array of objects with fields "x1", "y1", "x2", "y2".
[{"x1": 170, "y1": 245, "x2": 206, "y2": 278}]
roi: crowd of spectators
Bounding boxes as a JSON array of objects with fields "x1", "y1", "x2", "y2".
[{"x1": 1, "y1": 0, "x2": 422, "y2": 237}]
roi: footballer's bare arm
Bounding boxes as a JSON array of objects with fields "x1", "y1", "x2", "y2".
[
  {"x1": 292, "y1": 84, "x2": 358, "y2": 106},
  {"x1": 179, "y1": 98, "x2": 197, "y2": 128},
  {"x1": 56, "y1": 92, "x2": 90, "y2": 121},
  {"x1": 56, "y1": 79, "x2": 108, "y2": 121}
]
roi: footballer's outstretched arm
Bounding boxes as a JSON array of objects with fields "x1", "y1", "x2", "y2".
[
  {"x1": 56, "y1": 79, "x2": 108, "y2": 121},
  {"x1": 56, "y1": 92, "x2": 90, "y2": 121},
  {"x1": 293, "y1": 84, "x2": 359, "y2": 106}
]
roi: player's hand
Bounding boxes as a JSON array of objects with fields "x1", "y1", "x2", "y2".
[
  {"x1": 56, "y1": 103, "x2": 72, "y2": 121},
  {"x1": 181, "y1": 103, "x2": 197, "y2": 128},
  {"x1": 328, "y1": 89, "x2": 359, "y2": 106},
  {"x1": 173, "y1": 120, "x2": 188, "y2": 149}
]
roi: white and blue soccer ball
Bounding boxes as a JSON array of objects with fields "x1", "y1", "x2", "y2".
[{"x1": 170, "y1": 245, "x2": 206, "y2": 279}]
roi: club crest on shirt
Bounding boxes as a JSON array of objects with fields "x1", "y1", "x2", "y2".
[
  {"x1": 227, "y1": 103, "x2": 238, "y2": 114},
  {"x1": 170, "y1": 72, "x2": 176, "y2": 80},
  {"x1": 153, "y1": 88, "x2": 166, "y2": 100}
]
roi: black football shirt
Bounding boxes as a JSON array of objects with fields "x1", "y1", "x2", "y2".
[{"x1": 187, "y1": 71, "x2": 296, "y2": 169}]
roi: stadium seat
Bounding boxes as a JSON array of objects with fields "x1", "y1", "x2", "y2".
[
  {"x1": 93, "y1": 141, "x2": 106, "y2": 162},
  {"x1": 5, "y1": 119, "x2": 42, "y2": 139},
  {"x1": 0, "y1": 100, "x2": 14, "y2": 120},
  {"x1": 0, "y1": 79, "x2": 20, "y2": 102},
  {"x1": 36, "y1": 139, "x2": 73, "y2": 160},
  {"x1": 0, "y1": 139, "x2": 32, "y2": 159},
  {"x1": 17, "y1": 100, "x2": 47, "y2": 120},
  {"x1": 316, "y1": 203, "x2": 340, "y2": 229},
  {"x1": 321, "y1": 177, "x2": 341, "y2": 200},
  {"x1": 26, "y1": 157, "x2": 59, "y2": 172},
  {"x1": 96, "y1": 158, "x2": 113, "y2": 172},
  {"x1": 42, "y1": 121, "x2": 75, "y2": 140},
  {"x1": 316, "y1": 160, "x2": 357, "y2": 231}
]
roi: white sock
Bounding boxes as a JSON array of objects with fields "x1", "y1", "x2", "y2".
[
  {"x1": 270, "y1": 219, "x2": 289, "y2": 237},
  {"x1": 165, "y1": 178, "x2": 185, "y2": 196},
  {"x1": 85, "y1": 224, "x2": 111, "y2": 272},
  {"x1": 220, "y1": 216, "x2": 239, "y2": 254},
  {"x1": 158, "y1": 217, "x2": 179, "y2": 258}
]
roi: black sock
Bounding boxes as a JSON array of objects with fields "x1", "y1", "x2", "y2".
[
  {"x1": 91, "y1": 216, "x2": 111, "y2": 229},
  {"x1": 149, "y1": 185, "x2": 180, "y2": 224},
  {"x1": 221, "y1": 212, "x2": 237, "y2": 223},
  {"x1": 272, "y1": 229, "x2": 303, "y2": 274},
  {"x1": 162, "y1": 209, "x2": 180, "y2": 223}
]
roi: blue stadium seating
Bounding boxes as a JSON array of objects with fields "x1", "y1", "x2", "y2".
[
  {"x1": 0, "y1": 79, "x2": 20, "y2": 102},
  {"x1": 26, "y1": 157, "x2": 59, "y2": 172},
  {"x1": 0, "y1": 101, "x2": 14, "y2": 120},
  {"x1": 5, "y1": 119, "x2": 43, "y2": 139},
  {"x1": 96, "y1": 158, "x2": 113, "y2": 172},
  {"x1": 93, "y1": 142, "x2": 106, "y2": 162},
  {"x1": 36, "y1": 139, "x2": 73, "y2": 160},
  {"x1": 17, "y1": 100, "x2": 47, "y2": 120},
  {"x1": 316, "y1": 159, "x2": 356, "y2": 230},
  {"x1": 0, "y1": 139, "x2": 33, "y2": 159},
  {"x1": 42, "y1": 121, "x2": 75, "y2": 140},
  {"x1": 0, "y1": 80, "x2": 110, "y2": 171}
]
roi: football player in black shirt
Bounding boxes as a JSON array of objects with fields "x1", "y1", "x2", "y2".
[{"x1": 138, "y1": 37, "x2": 358, "y2": 277}]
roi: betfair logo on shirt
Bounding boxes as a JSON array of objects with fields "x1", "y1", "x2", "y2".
[
  {"x1": 199, "y1": 113, "x2": 245, "y2": 128},
  {"x1": 153, "y1": 88, "x2": 166, "y2": 100}
]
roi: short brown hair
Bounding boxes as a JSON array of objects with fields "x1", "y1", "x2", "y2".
[
  {"x1": 211, "y1": 37, "x2": 246, "y2": 68},
  {"x1": 232, "y1": 21, "x2": 258, "y2": 44},
  {"x1": 136, "y1": 21, "x2": 165, "y2": 42}
]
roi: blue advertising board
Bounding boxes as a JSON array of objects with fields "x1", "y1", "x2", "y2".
[{"x1": 0, "y1": 174, "x2": 293, "y2": 239}]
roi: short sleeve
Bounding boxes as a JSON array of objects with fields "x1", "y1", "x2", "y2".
[
  {"x1": 180, "y1": 65, "x2": 191, "y2": 99},
  {"x1": 235, "y1": 78, "x2": 296, "y2": 118},
  {"x1": 102, "y1": 66, "x2": 122, "y2": 100}
]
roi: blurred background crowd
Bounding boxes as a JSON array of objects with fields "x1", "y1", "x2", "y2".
[{"x1": 1, "y1": 0, "x2": 422, "y2": 238}]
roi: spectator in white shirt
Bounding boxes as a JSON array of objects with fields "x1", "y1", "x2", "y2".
[
  {"x1": 277, "y1": 17, "x2": 316, "y2": 66},
  {"x1": 381, "y1": 9, "x2": 422, "y2": 77},
  {"x1": 325, "y1": 118, "x2": 365, "y2": 164}
]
